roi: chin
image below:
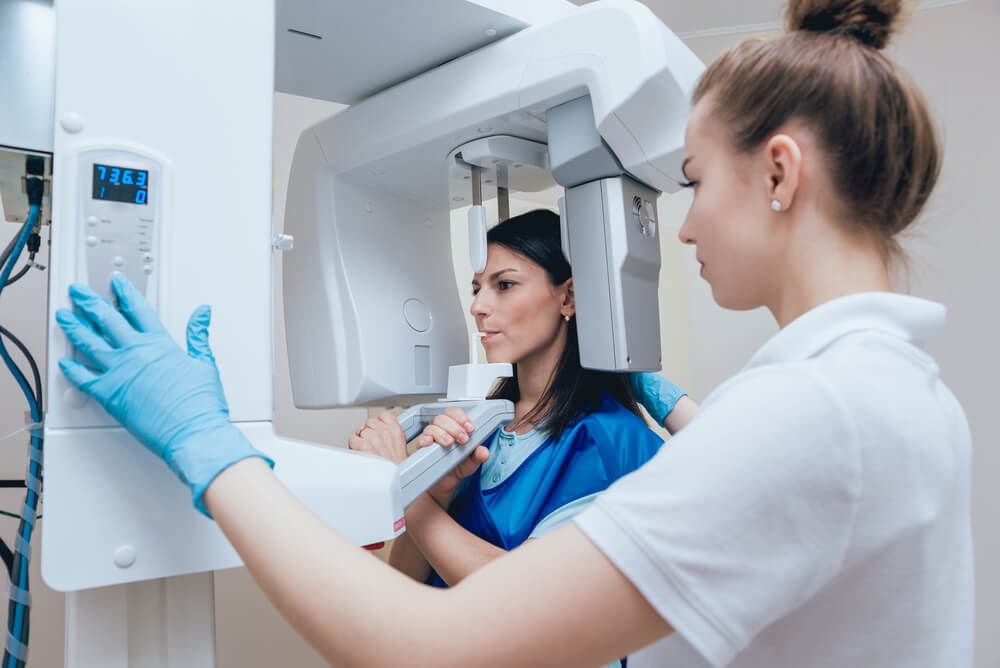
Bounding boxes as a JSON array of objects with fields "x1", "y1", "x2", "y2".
[
  {"x1": 482, "y1": 347, "x2": 514, "y2": 365},
  {"x1": 711, "y1": 284, "x2": 761, "y2": 312}
]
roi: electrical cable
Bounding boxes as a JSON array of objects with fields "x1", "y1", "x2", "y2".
[
  {"x1": 0, "y1": 222, "x2": 29, "y2": 274},
  {"x1": 2, "y1": 263, "x2": 30, "y2": 289},
  {"x1": 0, "y1": 539, "x2": 11, "y2": 580},
  {"x1": 0, "y1": 326, "x2": 41, "y2": 414},
  {"x1": 0, "y1": 205, "x2": 42, "y2": 668}
]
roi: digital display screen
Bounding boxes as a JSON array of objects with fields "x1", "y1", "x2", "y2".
[{"x1": 92, "y1": 163, "x2": 149, "y2": 205}]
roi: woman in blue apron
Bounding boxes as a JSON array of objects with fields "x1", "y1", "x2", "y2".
[{"x1": 348, "y1": 210, "x2": 696, "y2": 596}]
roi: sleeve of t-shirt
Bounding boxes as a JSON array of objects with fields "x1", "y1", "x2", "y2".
[
  {"x1": 573, "y1": 364, "x2": 861, "y2": 668},
  {"x1": 529, "y1": 493, "x2": 602, "y2": 539}
]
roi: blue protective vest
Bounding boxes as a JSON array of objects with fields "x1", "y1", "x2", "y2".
[{"x1": 428, "y1": 393, "x2": 664, "y2": 587}]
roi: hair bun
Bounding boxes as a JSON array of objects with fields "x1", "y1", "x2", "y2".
[{"x1": 785, "y1": 0, "x2": 904, "y2": 50}]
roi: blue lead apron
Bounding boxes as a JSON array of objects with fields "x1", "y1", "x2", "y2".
[{"x1": 428, "y1": 394, "x2": 664, "y2": 583}]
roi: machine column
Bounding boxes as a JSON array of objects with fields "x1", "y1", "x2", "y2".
[{"x1": 65, "y1": 573, "x2": 216, "y2": 668}]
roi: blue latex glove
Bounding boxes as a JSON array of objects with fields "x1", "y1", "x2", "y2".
[
  {"x1": 629, "y1": 371, "x2": 687, "y2": 427},
  {"x1": 56, "y1": 276, "x2": 273, "y2": 517}
]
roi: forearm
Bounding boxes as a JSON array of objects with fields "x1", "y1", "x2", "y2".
[
  {"x1": 206, "y1": 458, "x2": 447, "y2": 667},
  {"x1": 387, "y1": 528, "x2": 432, "y2": 582},
  {"x1": 396, "y1": 494, "x2": 507, "y2": 586},
  {"x1": 204, "y1": 458, "x2": 671, "y2": 667}
]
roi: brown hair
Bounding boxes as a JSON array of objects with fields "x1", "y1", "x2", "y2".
[{"x1": 693, "y1": 0, "x2": 941, "y2": 260}]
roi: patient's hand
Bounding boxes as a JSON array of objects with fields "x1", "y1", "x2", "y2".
[
  {"x1": 348, "y1": 411, "x2": 408, "y2": 464},
  {"x1": 416, "y1": 407, "x2": 487, "y2": 509}
]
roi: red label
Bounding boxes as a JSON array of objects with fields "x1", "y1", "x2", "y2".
[{"x1": 393, "y1": 517, "x2": 406, "y2": 532}]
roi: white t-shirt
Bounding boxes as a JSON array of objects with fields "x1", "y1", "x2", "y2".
[{"x1": 575, "y1": 292, "x2": 973, "y2": 667}]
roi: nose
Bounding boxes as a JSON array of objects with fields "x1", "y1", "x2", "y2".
[
  {"x1": 677, "y1": 211, "x2": 696, "y2": 246},
  {"x1": 470, "y1": 288, "x2": 491, "y2": 318}
]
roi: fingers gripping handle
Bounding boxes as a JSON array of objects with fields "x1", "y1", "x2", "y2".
[{"x1": 397, "y1": 399, "x2": 514, "y2": 508}]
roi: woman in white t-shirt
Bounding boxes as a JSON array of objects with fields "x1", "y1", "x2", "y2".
[{"x1": 56, "y1": 0, "x2": 973, "y2": 665}]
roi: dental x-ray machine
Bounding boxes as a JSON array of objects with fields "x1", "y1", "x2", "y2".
[{"x1": 0, "y1": 0, "x2": 702, "y2": 664}]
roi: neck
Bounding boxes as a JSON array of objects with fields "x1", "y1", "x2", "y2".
[
  {"x1": 509, "y1": 327, "x2": 567, "y2": 433},
  {"x1": 769, "y1": 217, "x2": 891, "y2": 328}
]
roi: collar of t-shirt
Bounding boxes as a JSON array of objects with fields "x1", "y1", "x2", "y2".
[
  {"x1": 743, "y1": 291, "x2": 946, "y2": 371},
  {"x1": 480, "y1": 421, "x2": 551, "y2": 491}
]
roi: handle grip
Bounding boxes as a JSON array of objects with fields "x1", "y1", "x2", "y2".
[{"x1": 396, "y1": 399, "x2": 514, "y2": 508}]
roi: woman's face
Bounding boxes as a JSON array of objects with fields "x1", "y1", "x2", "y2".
[
  {"x1": 471, "y1": 243, "x2": 571, "y2": 365},
  {"x1": 677, "y1": 99, "x2": 782, "y2": 311}
]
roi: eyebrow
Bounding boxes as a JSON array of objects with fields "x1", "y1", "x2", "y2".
[
  {"x1": 681, "y1": 156, "x2": 693, "y2": 181},
  {"x1": 472, "y1": 268, "x2": 518, "y2": 285}
]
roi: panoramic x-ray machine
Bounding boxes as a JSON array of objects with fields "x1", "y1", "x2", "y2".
[{"x1": 1, "y1": 0, "x2": 703, "y2": 664}]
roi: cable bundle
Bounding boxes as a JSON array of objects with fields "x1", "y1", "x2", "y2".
[{"x1": 0, "y1": 201, "x2": 44, "y2": 668}]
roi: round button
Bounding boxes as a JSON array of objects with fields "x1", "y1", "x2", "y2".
[
  {"x1": 86, "y1": 215, "x2": 99, "y2": 227},
  {"x1": 143, "y1": 253, "x2": 153, "y2": 263},
  {"x1": 143, "y1": 264, "x2": 154, "y2": 275},
  {"x1": 113, "y1": 545, "x2": 137, "y2": 569},
  {"x1": 60, "y1": 112, "x2": 84, "y2": 134},
  {"x1": 112, "y1": 256, "x2": 126, "y2": 269},
  {"x1": 403, "y1": 299, "x2": 431, "y2": 333},
  {"x1": 86, "y1": 235, "x2": 98, "y2": 247}
]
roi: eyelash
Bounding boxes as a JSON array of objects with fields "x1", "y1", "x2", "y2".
[
  {"x1": 471, "y1": 280, "x2": 516, "y2": 296},
  {"x1": 679, "y1": 180, "x2": 698, "y2": 189}
]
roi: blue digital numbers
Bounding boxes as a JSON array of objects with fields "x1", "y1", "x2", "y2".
[{"x1": 92, "y1": 163, "x2": 149, "y2": 205}]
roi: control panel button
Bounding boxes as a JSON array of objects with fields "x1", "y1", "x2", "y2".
[
  {"x1": 112, "y1": 256, "x2": 126, "y2": 269},
  {"x1": 86, "y1": 235, "x2": 98, "y2": 247},
  {"x1": 86, "y1": 215, "x2": 99, "y2": 227},
  {"x1": 143, "y1": 253, "x2": 153, "y2": 263},
  {"x1": 143, "y1": 264, "x2": 154, "y2": 275}
]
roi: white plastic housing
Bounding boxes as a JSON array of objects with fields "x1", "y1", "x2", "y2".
[
  {"x1": 284, "y1": 0, "x2": 703, "y2": 404},
  {"x1": 42, "y1": 422, "x2": 404, "y2": 591}
]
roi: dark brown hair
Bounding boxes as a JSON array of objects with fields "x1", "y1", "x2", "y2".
[
  {"x1": 485, "y1": 210, "x2": 642, "y2": 436},
  {"x1": 693, "y1": 0, "x2": 941, "y2": 260}
]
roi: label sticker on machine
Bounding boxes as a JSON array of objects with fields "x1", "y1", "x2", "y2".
[{"x1": 92, "y1": 163, "x2": 149, "y2": 205}]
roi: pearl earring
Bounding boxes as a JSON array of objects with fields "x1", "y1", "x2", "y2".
[
  {"x1": 771, "y1": 200, "x2": 782, "y2": 212},
  {"x1": 564, "y1": 314, "x2": 571, "y2": 322}
]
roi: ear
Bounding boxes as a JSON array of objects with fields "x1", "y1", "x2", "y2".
[
  {"x1": 560, "y1": 277, "x2": 575, "y2": 318},
  {"x1": 763, "y1": 133, "x2": 803, "y2": 212}
]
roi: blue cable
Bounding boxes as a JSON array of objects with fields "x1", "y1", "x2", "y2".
[
  {"x1": 0, "y1": 205, "x2": 41, "y2": 667},
  {"x1": 0, "y1": 208, "x2": 36, "y2": 292}
]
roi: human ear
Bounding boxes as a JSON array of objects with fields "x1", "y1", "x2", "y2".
[
  {"x1": 764, "y1": 133, "x2": 802, "y2": 213},
  {"x1": 560, "y1": 277, "x2": 575, "y2": 318}
]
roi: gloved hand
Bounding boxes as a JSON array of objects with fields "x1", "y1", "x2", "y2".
[
  {"x1": 629, "y1": 371, "x2": 687, "y2": 427},
  {"x1": 56, "y1": 276, "x2": 273, "y2": 517}
]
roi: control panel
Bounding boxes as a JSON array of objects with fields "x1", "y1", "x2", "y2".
[{"x1": 76, "y1": 148, "x2": 161, "y2": 306}]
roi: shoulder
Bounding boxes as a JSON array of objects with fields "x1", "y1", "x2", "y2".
[
  {"x1": 701, "y1": 361, "x2": 849, "y2": 426},
  {"x1": 569, "y1": 394, "x2": 664, "y2": 476},
  {"x1": 572, "y1": 394, "x2": 656, "y2": 439}
]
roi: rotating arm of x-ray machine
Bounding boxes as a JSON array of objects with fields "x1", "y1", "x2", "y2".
[{"x1": 278, "y1": 0, "x2": 704, "y2": 531}]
